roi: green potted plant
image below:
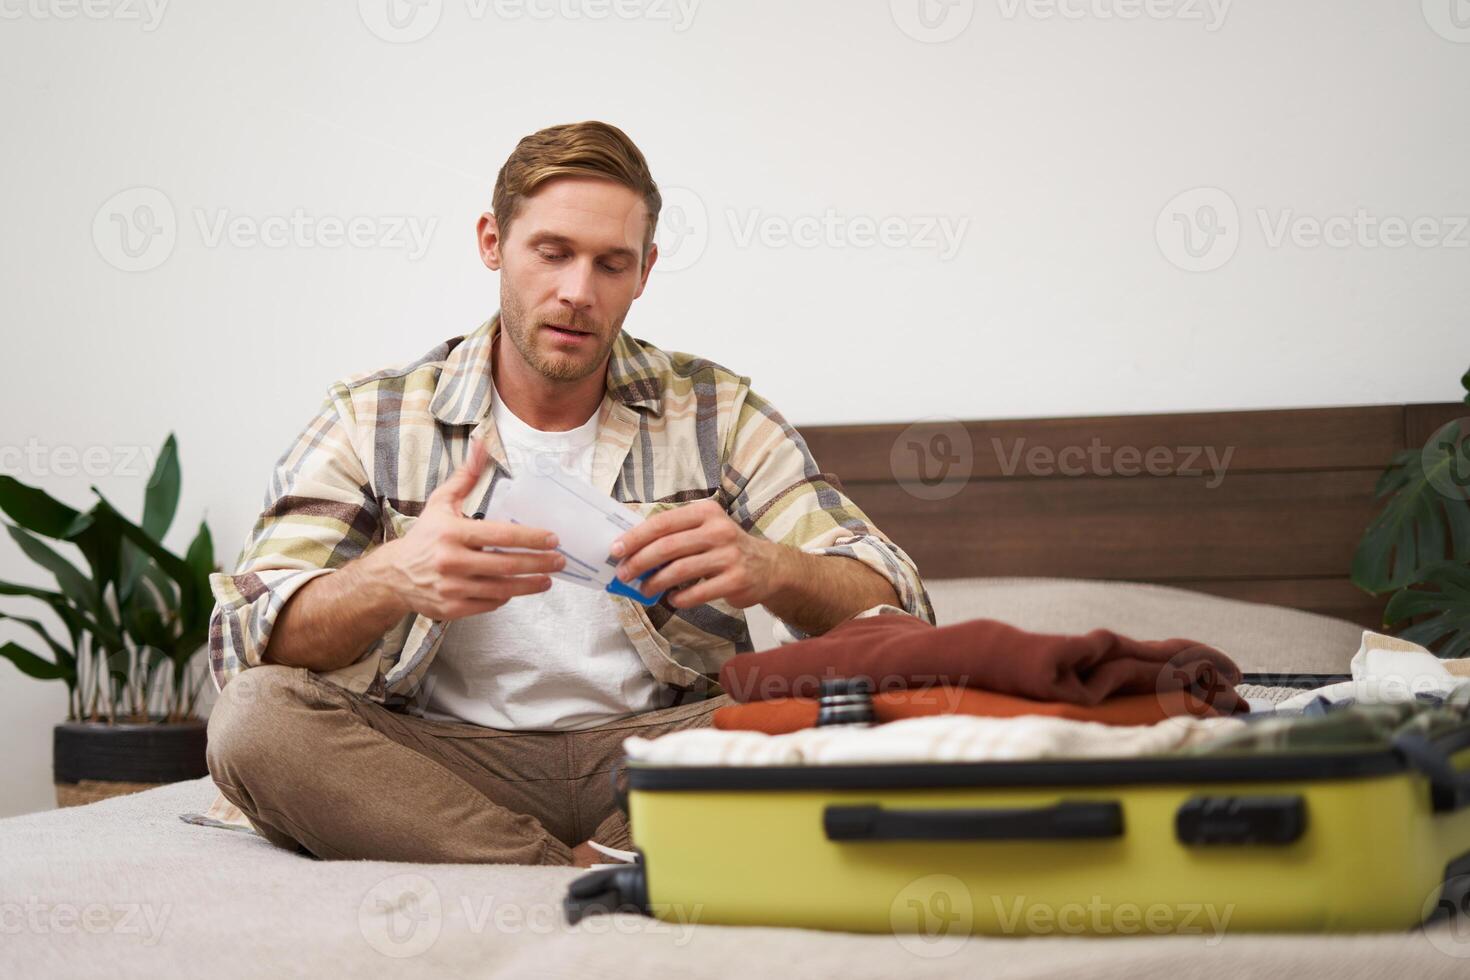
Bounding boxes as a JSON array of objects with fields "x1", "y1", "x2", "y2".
[
  {"x1": 1352, "y1": 369, "x2": 1470, "y2": 657},
  {"x1": 0, "y1": 435, "x2": 217, "y2": 807}
]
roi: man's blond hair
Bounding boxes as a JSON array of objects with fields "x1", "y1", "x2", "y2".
[{"x1": 492, "y1": 120, "x2": 662, "y2": 264}]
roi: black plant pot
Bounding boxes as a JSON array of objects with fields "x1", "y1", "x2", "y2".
[{"x1": 53, "y1": 719, "x2": 209, "y2": 807}]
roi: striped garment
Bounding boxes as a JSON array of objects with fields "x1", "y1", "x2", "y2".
[{"x1": 208, "y1": 314, "x2": 935, "y2": 710}]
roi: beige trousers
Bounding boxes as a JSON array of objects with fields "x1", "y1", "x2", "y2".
[{"x1": 205, "y1": 664, "x2": 727, "y2": 865}]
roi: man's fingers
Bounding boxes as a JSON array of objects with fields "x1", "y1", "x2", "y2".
[
  {"x1": 427, "y1": 438, "x2": 489, "y2": 512},
  {"x1": 611, "y1": 500, "x2": 710, "y2": 560},
  {"x1": 616, "y1": 528, "x2": 708, "y2": 583},
  {"x1": 459, "y1": 520, "x2": 559, "y2": 551},
  {"x1": 444, "y1": 574, "x2": 555, "y2": 604},
  {"x1": 640, "y1": 551, "x2": 722, "y2": 596},
  {"x1": 442, "y1": 576, "x2": 553, "y2": 618},
  {"x1": 491, "y1": 574, "x2": 557, "y2": 598},
  {"x1": 666, "y1": 571, "x2": 733, "y2": 609},
  {"x1": 442, "y1": 549, "x2": 566, "y2": 578}
]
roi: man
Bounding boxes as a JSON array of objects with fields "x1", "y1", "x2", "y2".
[{"x1": 205, "y1": 120, "x2": 933, "y2": 867}]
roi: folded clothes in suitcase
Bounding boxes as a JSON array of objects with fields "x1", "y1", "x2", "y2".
[{"x1": 564, "y1": 673, "x2": 1470, "y2": 937}]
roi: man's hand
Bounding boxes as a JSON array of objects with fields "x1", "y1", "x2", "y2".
[
  {"x1": 609, "y1": 498, "x2": 781, "y2": 610},
  {"x1": 264, "y1": 440, "x2": 564, "y2": 673},
  {"x1": 610, "y1": 496, "x2": 902, "y2": 636},
  {"x1": 365, "y1": 439, "x2": 566, "y2": 620}
]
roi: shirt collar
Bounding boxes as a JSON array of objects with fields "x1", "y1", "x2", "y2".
[{"x1": 429, "y1": 313, "x2": 664, "y2": 426}]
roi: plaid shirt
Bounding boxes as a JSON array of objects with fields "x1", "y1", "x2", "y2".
[{"x1": 208, "y1": 315, "x2": 934, "y2": 709}]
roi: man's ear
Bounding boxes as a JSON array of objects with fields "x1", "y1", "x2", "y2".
[
  {"x1": 633, "y1": 242, "x2": 658, "y2": 299},
  {"x1": 477, "y1": 212, "x2": 502, "y2": 271}
]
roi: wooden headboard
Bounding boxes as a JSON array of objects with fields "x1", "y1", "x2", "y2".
[{"x1": 801, "y1": 403, "x2": 1467, "y2": 628}]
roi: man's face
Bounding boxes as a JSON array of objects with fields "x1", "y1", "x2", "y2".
[{"x1": 480, "y1": 177, "x2": 658, "y2": 383}]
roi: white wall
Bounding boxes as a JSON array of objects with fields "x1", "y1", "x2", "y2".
[{"x1": 2, "y1": 0, "x2": 1467, "y2": 817}]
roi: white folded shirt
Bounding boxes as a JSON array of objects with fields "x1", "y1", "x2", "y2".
[
  {"x1": 1273, "y1": 631, "x2": 1470, "y2": 712},
  {"x1": 623, "y1": 713, "x2": 1246, "y2": 767}
]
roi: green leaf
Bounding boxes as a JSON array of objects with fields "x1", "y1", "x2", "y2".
[
  {"x1": 66, "y1": 503, "x2": 123, "y2": 602},
  {"x1": 2, "y1": 523, "x2": 119, "y2": 647},
  {"x1": 1384, "y1": 560, "x2": 1470, "y2": 659},
  {"x1": 0, "y1": 579, "x2": 65, "y2": 604},
  {"x1": 181, "y1": 520, "x2": 215, "y2": 632},
  {"x1": 0, "y1": 578, "x2": 93, "y2": 652},
  {"x1": 0, "y1": 476, "x2": 82, "y2": 539},
  {"x1": 142, "y1": 434, "x2": 180, "y2": 542},
  {"x1": 123, "y1": 599, "x2": 171, "y2": 651},
  {"x1": 0, "y1": 641, "x2": 71, "y2": 681},
  {"x1": 1352, "y1": 426, "x2": 1470, "y2": 594},
  {"x1": 0, "y1": 613, "x2": 76, "y2": 678},
  {"x1": 89, "y1": 492, "x2": 201, "y2": 628},
  {"x1": 184, "y1": 519, "x2": 214, "y2": 580}
]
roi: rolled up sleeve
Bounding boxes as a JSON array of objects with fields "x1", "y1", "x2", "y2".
[
  {"x1": 208, "y1": 384, "x2": 379, "y2": 690},
  {"x1": 720, "y1": 388, "x2": 935, "y2": 645}
]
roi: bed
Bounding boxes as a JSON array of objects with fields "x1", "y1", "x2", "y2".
[{"x1": 4, "y1": 403, "x2": 1468, "y2": 977}]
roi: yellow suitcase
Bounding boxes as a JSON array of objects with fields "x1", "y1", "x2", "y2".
[{"x1": 565, "y1": 674, "x2": 1470, "y2": 937}]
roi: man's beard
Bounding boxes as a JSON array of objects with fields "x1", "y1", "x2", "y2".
[{"x1": 498, "y1": 285, "x2": 622, "y2": 383}]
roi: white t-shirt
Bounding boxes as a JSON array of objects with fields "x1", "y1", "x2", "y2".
[{"x1": 421, "y1": 385, "x2": 664, "y2": 731}]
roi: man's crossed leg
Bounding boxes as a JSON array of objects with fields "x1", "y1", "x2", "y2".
[{"x1": 206, "y1": 665, "x2": 726, "y2": 865}]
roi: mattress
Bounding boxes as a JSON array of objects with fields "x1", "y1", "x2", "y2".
[{"x1": 2, "y1": 775, "x2": 1468, "y2": 978}]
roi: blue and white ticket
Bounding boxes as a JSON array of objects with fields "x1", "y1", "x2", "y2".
[{"x1": 478, "y1": 465, "x2": 665, "y2": 606}]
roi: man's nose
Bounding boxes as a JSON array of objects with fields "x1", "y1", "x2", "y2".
[{"x1": 555, "y1": 258, "x2": 596, "y2": 315}]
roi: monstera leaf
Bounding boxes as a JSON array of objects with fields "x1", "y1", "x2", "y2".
[
  {"x1": 1384, "y1": 561, "x2": 1470, "y2": 660},
  {"x1": 1352, "y1": 422, "x2": 1470, "y2": 595}
]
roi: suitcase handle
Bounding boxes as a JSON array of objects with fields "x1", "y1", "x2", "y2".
[{"x1": 823, "y1": 800, "x2": 1124, "y2": 841}]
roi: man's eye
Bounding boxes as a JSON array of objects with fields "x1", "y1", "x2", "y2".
[
  {"x1": 538, "y1": 249, "x2": 566, "y2": 261},
  {"x1": 600, "y1": 262, "x2": 628, "y2": 274}
]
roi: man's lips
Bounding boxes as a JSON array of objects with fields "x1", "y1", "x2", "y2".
[{"x1": 543, "y1": 323, "x2": 594, "y2": 344}]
